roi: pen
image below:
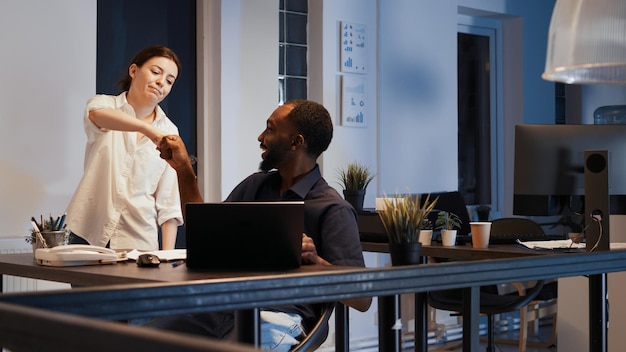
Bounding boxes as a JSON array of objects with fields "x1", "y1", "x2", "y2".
[
  {"x1": 56, "y1": 213, "x2": 67, "y2": 231},
  {"x1": 171, "y1": 260, "x2": 185, "y2": 268},
  {"x1": 31, "y1": 220, "x2": 48, "y2": 248},
  {"x1": 30, "y1": 217, "x2": 40, "y2": 230}
]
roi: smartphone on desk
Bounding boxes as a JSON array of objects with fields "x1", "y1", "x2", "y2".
[{"x1": 35, "y1": 244, "x2": 122, "y2": 267}]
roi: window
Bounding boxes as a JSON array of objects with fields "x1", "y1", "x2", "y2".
[{"x1": 279, "y1": 0, "x2": 308, "y2": 103}]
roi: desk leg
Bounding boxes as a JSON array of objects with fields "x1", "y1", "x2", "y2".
[
  {"x1": 235, "y1": 308, "x2": 260, "y2": 347},
  {"x1": 335, "y1": 302, "x2": 349, "y2": 352},
  {"x1": 462, "y1": 286, "x2": 480, "y2": 351},
  {"x1": 589, "y1": 273, "x2": 608, "y2": 352},
  {"x1": 415, "y1": 292, "x2": 427, "y2": 352},
  {"x1": 416, "y1": 255, "x2": 427, "y2": 352},
  {"x1": 378, "y1": 295, "x2": 401, "y2": 352}
]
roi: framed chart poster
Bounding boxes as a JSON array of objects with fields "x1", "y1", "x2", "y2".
[
  {"x1": 341, "y1": 75, "x2": 367, "y2": 127},
  {"x1": 340, "y1": 21, "x2": 367, "y2": 73}
]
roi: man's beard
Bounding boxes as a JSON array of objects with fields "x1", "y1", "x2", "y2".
[{"x1": 259, "y1": 147, "x2": 288, "y2": 172}]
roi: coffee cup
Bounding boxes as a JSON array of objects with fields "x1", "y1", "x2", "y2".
[{"x1": 470, "y1": 222, "x2": 492, "y2": 249}]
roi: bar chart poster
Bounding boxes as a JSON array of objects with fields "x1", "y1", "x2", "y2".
[
  {"x1": 340, "y1": 21, "x2": 367, "y2": 73},
  {"x1": 341, "y1": 75, "x2": 367, "y2": 127}
]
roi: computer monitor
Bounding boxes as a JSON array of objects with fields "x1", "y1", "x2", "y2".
[{"x1": 513, "y1": 124, "x2": 626, "y2": 251}]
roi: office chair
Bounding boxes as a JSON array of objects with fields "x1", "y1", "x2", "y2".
[
  {"x1": 490, "y1": 218, "x2": 558, "y2": 350},
  {"x1": 428, "y1": 280, "x2": 545, "y2": 352},
  {"x1": 290, "y1": 302, "x2": 334, "y2": 351}
]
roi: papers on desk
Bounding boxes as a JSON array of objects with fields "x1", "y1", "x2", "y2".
[
  {"x1": 517, "y1": 239, "x2": 585, "y2": 250},
  {"x1": 518, "y1": 240, "x2": 626, "y2": 251},
  {"x1": 126, "y1": 249, "x2": 187, "y2": 262}
]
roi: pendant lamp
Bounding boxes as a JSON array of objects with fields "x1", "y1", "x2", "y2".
[{"x1": 542, "y1": 0, "x2": 626, "y2": 84}]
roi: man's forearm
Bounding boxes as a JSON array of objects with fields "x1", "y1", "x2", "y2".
[{"x1": 176, "y1": 163, "x2": 203, "y2": 219}]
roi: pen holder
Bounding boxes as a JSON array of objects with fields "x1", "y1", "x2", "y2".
[{"x1": 34, "y1": 230, "x2": 69, "y2": 251}]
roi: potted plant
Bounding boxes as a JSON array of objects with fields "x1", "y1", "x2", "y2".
[
  {"x1": 377, "y1": 194, "x2": 438, "y2": 265},
  {"x1": 337, "y1": 162, "x2": 375, "y2": 212},
  {"x1": 435, "y1": 211, "x2": 462, "y2": 246}
]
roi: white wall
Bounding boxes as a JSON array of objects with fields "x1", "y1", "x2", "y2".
[
  {"x1": 0, "y1": 0, "x2": 559, "y2": 231},
  {"x1": 217, "y1": 0, "x2": 280, "y2": 199},
  {"x1": 377, "y1": 0, "x2": 556, "y2": 216},
  {"x1": 378, "y1": 0, "x2": 459, "y2": 196},
  {"x1": 311, "y1": 1, "x2": 378, "y2": 209},
  {"x1": 0, "y1": 0, "x2": 96, "y2": 237}
]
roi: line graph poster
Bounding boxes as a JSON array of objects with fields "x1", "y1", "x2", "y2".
[
  {"x1": 340, "y1": 22, "x2": 367, "y2": 73},
  {"x1": 341, "y1": 75, "x2": 367, "y2": 127}
]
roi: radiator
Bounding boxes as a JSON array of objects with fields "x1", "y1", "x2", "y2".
[{"x1": 0, "y1": 237, "x2": 69, "y2": 292}]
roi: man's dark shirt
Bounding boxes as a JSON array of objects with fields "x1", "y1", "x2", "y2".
[{"x1": 225, "y1": 165, "x2": 366, "y2": 323}]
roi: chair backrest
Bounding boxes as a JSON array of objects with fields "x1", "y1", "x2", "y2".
[
  {"x1": 428, "y1": 280, "x2": 546, "y2": 315},
  {"x1": 290, "y1": 302, "x2": 334, "y2": 351},
  {"x1": 490, "y1": 217, "x2": 544, "y2": 236}
]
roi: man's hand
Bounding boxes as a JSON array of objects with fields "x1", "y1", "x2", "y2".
[
  {"x1": 157, "y1": 135, "x2": 191, "y2": 171},
  {"x1": 301, "y1": 233, "x2": 330, "y2": 265},
  {"x1": 302, "y1": 233, "x2": 372, "y2": 311}
]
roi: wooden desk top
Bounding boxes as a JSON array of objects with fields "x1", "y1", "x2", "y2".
[
  {"x1": 0, "y1": 253, "x2": 339, "y2": 287},
  {"x1": 361, "y1": 241, "x2": 585, "y2": 260}
]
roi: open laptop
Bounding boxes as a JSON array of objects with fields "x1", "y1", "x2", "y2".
[{"x1": 185, "y1": 201, "x2": 304, "y2": 270}]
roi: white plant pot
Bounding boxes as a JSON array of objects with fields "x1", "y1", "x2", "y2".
[
  {"x1": 441, "y1": 229, "x2": 457, "y2": 247},
  {"x1": 418, "y1": 230, "x2": 433, "y2": 246}
]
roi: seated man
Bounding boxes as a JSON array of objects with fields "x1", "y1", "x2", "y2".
[{"x1": 154, "y1": 99, "x2": 372, "y2": 351}]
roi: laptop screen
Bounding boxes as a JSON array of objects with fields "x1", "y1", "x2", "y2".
[{"x1": 185, "y1": 201, "x2": 304, "y2": 270}]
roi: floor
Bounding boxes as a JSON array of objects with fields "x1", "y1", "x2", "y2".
[
  {"x1": 422, "y1": 321, "x2": 557, "y2": 352},
  {"x1": 320, "y1": 313, "x2": 558, "y2": 352}
]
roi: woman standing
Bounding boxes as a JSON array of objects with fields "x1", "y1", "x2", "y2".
[{"x1": 65, "y1": 45, "x2": 184, "y2": 250}]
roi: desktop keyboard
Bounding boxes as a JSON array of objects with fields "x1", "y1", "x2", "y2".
[{"x1": 489, "y1": 233, "x2": 566, "y2": 245}]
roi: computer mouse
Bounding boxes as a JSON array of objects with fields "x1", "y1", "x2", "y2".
[{"x1": 137, "y1": 253, "x2": 160, "y2": 267}]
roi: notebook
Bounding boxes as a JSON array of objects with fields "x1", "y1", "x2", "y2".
[{"x1": 185, "y1": 201, "x2": 304, "y2": 270}]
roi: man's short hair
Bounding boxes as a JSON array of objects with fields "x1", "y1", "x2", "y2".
[{"x1": 285, "y1": 100, "x2": 333, "y2": 158}]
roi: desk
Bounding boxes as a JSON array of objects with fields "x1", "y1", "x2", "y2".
[
  {"x1": 362, "y1": 241, "x2": 584, "y2": 351},
  {"x1": 362, "y1": 241, "x2": 550, "y2": 259},
  {"x1": 2, "y1": 251, "x2": 626, "y2": 351},
  {"x1": 0, "y1": 253, "x2": 339, "y2": 287},
  {"x1": 0, "y1": 254, "x2": 342, "y2": 348}
]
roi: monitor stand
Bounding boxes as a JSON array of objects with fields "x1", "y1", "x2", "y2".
[
  {"x1": 584, "y1": 150, "x2": 611, "y2": 251},
  {"x1": 584, "y1": 150, "x2": 610, "y2": 352}
]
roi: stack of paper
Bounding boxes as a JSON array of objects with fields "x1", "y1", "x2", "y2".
[{"x1": 517, "y1": 239, "x2": 585, "y2": 250}]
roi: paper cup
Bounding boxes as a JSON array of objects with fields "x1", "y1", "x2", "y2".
[{"x1": 470, "y1": 222, "x2": 492, "y2": 249}]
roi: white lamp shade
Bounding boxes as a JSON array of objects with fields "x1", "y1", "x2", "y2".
[{"x1": 543, "y1": 0, "x2": 626, "y2": 84}]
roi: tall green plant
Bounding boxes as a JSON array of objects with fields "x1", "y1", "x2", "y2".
[
  {"x1": 337, "y1": 162, "x2": 375, "y2": 191},
  {"x1": 378, "y1": 194, "x2": 438, "y2": 244}
]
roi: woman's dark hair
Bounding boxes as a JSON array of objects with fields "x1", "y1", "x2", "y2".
[
  {"x1": 285, "y1": 100, "x2": 334, "y2": 158},
  {"x1": 117, "y1": 45, "x2": 182, "y2": 92}
]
